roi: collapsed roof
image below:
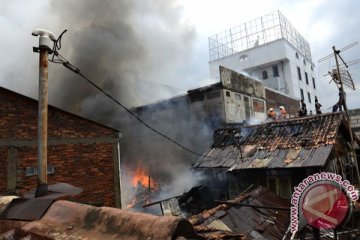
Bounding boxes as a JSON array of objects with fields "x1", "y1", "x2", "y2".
[{"x1": 189, "y1": 186, "x2": 290, "y2": 240}]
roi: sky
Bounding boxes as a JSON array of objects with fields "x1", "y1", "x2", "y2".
[{"x1": 0, "y1": 0, "x2": 360, "y2": 111}]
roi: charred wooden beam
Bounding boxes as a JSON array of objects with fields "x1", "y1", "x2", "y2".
[{"x1": 214, "y1": 200, "x2": 290, "y2": 211}]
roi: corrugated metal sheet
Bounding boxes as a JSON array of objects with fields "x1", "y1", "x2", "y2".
[
  {"x1": 196, "y1": 145, "x2": 333, "y2": 169},
  {"x1": 189, "y1": 186, "x2": 290, "y2": 240},
  {"x1": 194, "y1": 112, "x2": 342, "y2": 169}
]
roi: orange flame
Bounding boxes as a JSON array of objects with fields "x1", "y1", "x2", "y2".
[{"x1": 131, "y1": 166, "x2": 158, "y2": 190}]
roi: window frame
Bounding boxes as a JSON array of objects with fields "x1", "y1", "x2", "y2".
[{"x1": 297, "y1": 66, "x2": 302, "y2": 80}]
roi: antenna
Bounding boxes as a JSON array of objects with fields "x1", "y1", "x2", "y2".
[
  {"x1": 319, "y1": 43, "x2": 360, "y2": 184},
  {"x1": 318, "y1": 42, "x2": 358, "y2": 63}
]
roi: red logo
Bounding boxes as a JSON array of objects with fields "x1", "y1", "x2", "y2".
[{"x1": 301, "y1": 183, "x2": 350, "y2": 229}]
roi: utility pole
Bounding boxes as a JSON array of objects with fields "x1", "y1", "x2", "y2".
[
  {"x1": 32, "y1": 29, "x2": 56, "y2": 197},
  {"x1": 332, "y1": 45, "x2": 360, "y2": 184}
]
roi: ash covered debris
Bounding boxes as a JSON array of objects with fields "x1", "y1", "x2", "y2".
[{"x1": 188, "y1": 186, "x2": 290, "y2": 240}]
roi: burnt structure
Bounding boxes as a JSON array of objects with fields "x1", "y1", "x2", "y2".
[
  {"x1": 193, "y1": 112, "x2": 358, "y2": 199},
  {"x1": 0, "y1": 86, "x2": 121, "y2": 207},
  {"x1": 189, "y1": 186, "x2": 290, "y2": 240},
  {"x1": 135, "y1": 66, "x2": 299, "y2": 126}
]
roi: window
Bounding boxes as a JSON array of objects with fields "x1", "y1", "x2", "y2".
[
  {"x1": 239, "y1": 54, "x2": 249, "y2": 62},
  {"x1": 25, "y1": 165, "x2": 55, "y2": 176},
  {"x1": 312, "y1": 77, "x2": 316, "y2": 89},
  {"x1": 300, "y1": 88, "x2": 304, "y2": 100},
  {"x1": 272, "y1": 65, "x2": 279, "y2": 77},
  {"x1": 253, "y1": 99, "x2": 265, "y2": 112},
  {"x1": 303, "y1": 59, "x2": 306, "y2": 65},
  {"x1": 295, "y1": 52, "x2": 299, "y2": 59},
  {"x1": 305, "y1": 72, "x2": 309, "y2": 85},
  {"x1": 235, "y1": 94, "x2": 242, "y2": 101},
  {"x1": 308, "y1": 92, "x2": 311, "y2": 103},
  {"x1": 311, "y1": 66, "x2": 314, "y2": 71},
  {"x1": 262, "y1": 70, "x2": 268, "y2": 79},
  {"x1": 226, "y1": 91, "x2": 230, "y2": 97},
  {"x1": 297, "y1": 66, "x2": 302, "y2": 80}
]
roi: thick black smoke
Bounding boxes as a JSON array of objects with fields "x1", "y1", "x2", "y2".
[
  {"x1": 48, "y1": 0, "x2": 195, "y2": 111},
  {"x1": 46, "y1": 0, "x2": 212, "y2": 207}
]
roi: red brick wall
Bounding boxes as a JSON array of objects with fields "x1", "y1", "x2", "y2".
[
  {"x1": 0, "y1": 87, "x2": 119, "y2": 207},
  {"x1": 0, "y1": 149, "x2": 7, "y2": 193},
  {"x1": 265, "y1": 88, "x2": 300, "y2": 116}
]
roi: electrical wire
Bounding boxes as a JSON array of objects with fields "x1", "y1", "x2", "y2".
[{"x1": 48, "y1": 32, "x2": 213, "y2": 159}]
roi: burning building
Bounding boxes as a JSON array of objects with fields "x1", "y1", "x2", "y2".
[
  {"x1": 189, "y1": 186, "x2": 290, "y2": 240},
  {"x1": 134, "y1": 66, "x2": 299, "y2": 126},
  {"x1": 193, "y1": 112, "x2": 359, "y2": 199},
  {"x1": 121, "y1": 66, "x2": 300, "y2": 207},
  {"x1": 0, "y1": 86, "x2": 121, "y2": 207}
]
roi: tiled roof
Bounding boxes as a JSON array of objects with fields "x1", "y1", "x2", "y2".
[{"x1": 194, "y1": 113, "x2": 344, "y2": 169}]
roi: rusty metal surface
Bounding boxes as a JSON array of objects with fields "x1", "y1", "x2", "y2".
[
  {"x1": 38, "y1": 48, "x2": 49, "y2": 185},
  {"x1": 1, "y1": 183, "x2": 83, "y2": 221},
  {"x1": 189, "y1": 186, "x2": 290, "y2": 240},
  {"x1": 24, "y1": 183, "x2": 83, "y2": 199},
  {"x1": 1, "y1": 198, "x2": 55, "y2": 221},
  {"x1": 0, "y1": 200, "x2": 203, "y2": 240},
  {"x1": 194, "y1": 113, "x2": 342, "y2": 169},
  {"x1": 195, "y1": 145, "x2": 332, "y2": 169}
]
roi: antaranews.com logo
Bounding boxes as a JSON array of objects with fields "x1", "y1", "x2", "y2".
[{"x1": 290, "y1": 172, "x2": 359, "y2": 235}]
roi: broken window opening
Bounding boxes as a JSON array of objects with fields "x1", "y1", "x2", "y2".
[{"x1": 262, "y1": 70, "x2": 268, "y2": 80}]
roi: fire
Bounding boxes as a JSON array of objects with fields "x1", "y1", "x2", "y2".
[
  {"x1": 126, "y1": 165, "x2": 159, "y2": 209},
  {"x1": 131, "y1": 166, "x2": 158, "y2": 190}
]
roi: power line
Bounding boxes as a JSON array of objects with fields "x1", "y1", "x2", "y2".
[{"x1": 48, "y1": 34, "x2": 211, "y2": 159}]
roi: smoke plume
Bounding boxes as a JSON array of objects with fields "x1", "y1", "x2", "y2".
[
  {"x1": 48, "y1": 0, "x2": 195, "y2": 111},
  {"x1": 46, "y1": 0, "x2": 212, "y2": 207}
]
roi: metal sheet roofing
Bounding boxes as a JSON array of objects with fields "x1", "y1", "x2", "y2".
[
  {"x1": 194, "y1": 113, "x2": 343, "y2": 169},
  {"x1": 188, "y1": 186, "x2": 290, "y2": 240}
]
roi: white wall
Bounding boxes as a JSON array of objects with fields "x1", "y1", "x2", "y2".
[{"x1": 209, "y1": 38, "x2": 318, "y2": 112}]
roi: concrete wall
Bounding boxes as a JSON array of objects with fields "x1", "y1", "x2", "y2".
[
  {"x1": 209, "y1": 39, "x2": 288, "y2": 79},
  {"x1": 222, "y1": 89, "x2": 266, "y2": 123},
  {"x1": 0, "y1": 87, "x2": 120, "y2": 207},
  {"x1": 218, "y1": 67, "x2": 267, "y2": 123},
  {"x1": 209, "y1": 39, "x2": 318, "y2": 112},
  {"x1": 350, "y1": 108, "x2": 360, "y2": 149}
]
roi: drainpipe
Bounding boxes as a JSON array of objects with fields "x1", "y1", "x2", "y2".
[
  {"x1": 117, "y1": 138, "x2": 122, "y2": 208},
  {"x1": 32, "y1": 29, "x2": 56, "y2": 197}
]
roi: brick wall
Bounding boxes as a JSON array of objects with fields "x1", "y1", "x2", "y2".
[
  {"x1": 0, "y1": 87, "x2": 120, "y2": 207},
  {"x1": 265, "y1": 88, "x2": 299, "y2": 116}
]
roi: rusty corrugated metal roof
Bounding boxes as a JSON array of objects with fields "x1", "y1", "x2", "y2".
[
  {"x1": 194, "y1": 113, "x2": 342, "y2": 169},
  {"x1": 189, "y1": 186, "x2": 290, "y2": 240},
  {"x1": 0, "y1": 199, "x2": 203, "y2": 240}
]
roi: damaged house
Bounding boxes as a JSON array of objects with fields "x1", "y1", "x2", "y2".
[
  {"x1": 193, "y1": 112, "x2": 359, "y2": 200},
  {"x1": 134, "y1": 66, "x2": 299, "y2": 127}
]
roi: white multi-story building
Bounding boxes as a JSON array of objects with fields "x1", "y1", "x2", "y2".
[{"x1": 208, "y1": 11, "x2": 317, "y2": 112}]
